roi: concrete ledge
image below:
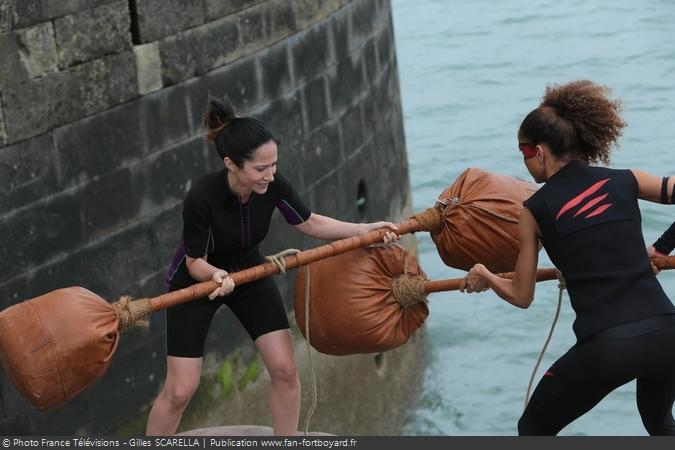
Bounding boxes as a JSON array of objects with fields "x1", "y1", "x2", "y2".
[{"x1": 180, "y1": 425, "x2": 334, "y2": 436}]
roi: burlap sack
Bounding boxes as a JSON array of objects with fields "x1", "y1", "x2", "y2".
[
  {"x1": 432, "y1": 168, "x2": 538, "y2": 273},
  {"x1": 294, "y1": 244, "x2": 428, "y2": 356},
  {"x1": 0, "y1": 287, "x2": 119, "y2": 410}
]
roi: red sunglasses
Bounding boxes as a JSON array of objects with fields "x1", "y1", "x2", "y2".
[{"x1": 518, "y1": 142, "x2": 537, "y2": 160}]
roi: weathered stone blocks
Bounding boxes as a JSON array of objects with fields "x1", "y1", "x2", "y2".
[
  {"x1": 254, "y1": 93, "x2": 305, "y2": 165},
  {"x1": 0, "y1": 191, "x2": 84, "y2": 283},
  {"x1": 340, "y1": 102, "x2": 365, "y2": 157},
  {"x1": 262, "y1": 0, "x2": 296, "y2": 44},
  {"x1": 159, "y1": 14, "x2": 240, "y2": 85},
  {"x1": 12, "y1": 0, "x2": 115, "y2": 30},
  {"x1": 79, "y1": 167, "x2": 142, "y2": 242},
  {"x1": 301, "y1": 75, "x2": 330, "y2": 134},
  {"x1": 2, "y1": 51, "x2": 138, "y2": 143},
  {"x1": 238, "y1": 2, "x2": 266, "y2": 55},
  {"x1": 134, "y1": 42, "x2": 163, "y2": 94},
  {"x1": 0, "y1": 0, "x2": 410, "y2": 436},
  {"x1": 146, "y1": 203, "x2": 184, "y2": 276},
  {"x1": 54, "y1": 92, "x2": 145, "y2": 184},
  {"x1": 134, "y1": 0, "x2": 205, "y2": 43},
  {"x1": 302, "y1": 119, "x2": 342, "y2": 187},
  {"x1": 140, "y1": 136, "x2": 210, "y2": 209},
  {"x1": 289, "y1": 20, "x2": 333, "y2": 86},
  {"x1": 258, "y1": 42, "x2": 293, "y2": 99},
  {"x1": 0, "y1": 0, "x2": 15, "y2": 33},
  {"x1": 327, "y1": 53, "x2": 366, "y2": 115},
  {"x1": 15, "y1": 21, "x2": 59, "y2": 78},
  {"x1": 0, "y1": 32, "x2": 27, "y2": 91},
  {"x1": 0, "y1": 133, "x2": 58, "y2": 212},
  {"x1": 0, "y1": 100, "x2": 6, "y2": 147},
  {"x1": 54, "y1": 0, "x2": 131, "y2": 68},
  {"x1": 205, "y1": 0, "x2": 265, "y2": 21},
  {"x1": 140, "y1": 83, "x2": 193, "y2": 154},
  {"x1": 198, "y1": 54, "x2": 262, "y2": 117}
]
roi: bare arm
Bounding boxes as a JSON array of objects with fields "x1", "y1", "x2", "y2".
[
  {"x1": 631, "y1": 169, "x2": 674, "y2": 203},
  {"x1": 186, "y1": 255, "x2": 220, "y2": 281},
  {"x1": 460, "y1": 208, "x2": 541, "y2": 308},
  {"x1": 186, "y1": 256, "x2": 234, "y2": 299},
  {"x1": 293, "y1": 213, "x2": 398, "y2": 241}
]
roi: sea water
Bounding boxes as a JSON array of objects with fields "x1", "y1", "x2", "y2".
[{"x1": 392, "y1": 0, "x2": 675, "y2": 435}]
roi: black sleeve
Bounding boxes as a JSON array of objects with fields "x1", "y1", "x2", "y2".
[
  {"x1": 653, "y1": 222, "x2": 675, "y2": 256},
  {"x1": 274, "y1": 173, "x2": 311, "y2": 225},
  {"x1": 182, "y1": 189, "x2": 213, "y2": 258}
]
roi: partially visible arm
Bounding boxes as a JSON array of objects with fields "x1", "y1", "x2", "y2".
[
  {"x1": 293, "y1": 213, "x2": 397, "y2": 241},
  {"x1": 650, "y1": 222, "x2": 675, "y2": 256},
  {"x1": 631, "y1": 169, "x2": 674, "y2": 203},
  {"x1": 461, "y1": 208, "x2": 541, "y2": 308}
]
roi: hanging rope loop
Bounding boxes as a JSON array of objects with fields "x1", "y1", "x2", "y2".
[
  {"x1": 265, "y1": 248, "x2": 318, "y2": 435},
  {"x1": 524, "y1": 273, "x2": 566, "y2": 409},
  {"x1": 266, "y1": 249, "x2": 302, "y2": 274}
]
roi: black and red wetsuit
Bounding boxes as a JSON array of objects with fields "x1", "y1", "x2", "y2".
[
  {"x1": 520, "y1": 160, "x2": 675, "y2": 435},
  {"x1": 165, "y1": 170, "x2": 311, "y2": 357}
]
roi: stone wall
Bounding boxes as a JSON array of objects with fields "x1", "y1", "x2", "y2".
[{"x1": 0, "y1": 0, "x2": 414, "y2": 434}]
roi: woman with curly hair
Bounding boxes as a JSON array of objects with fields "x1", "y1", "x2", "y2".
[{"x1": 461, "y1": 80, "x2": 675, "y2": 435}]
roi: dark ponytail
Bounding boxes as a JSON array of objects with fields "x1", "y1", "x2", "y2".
[
  {"x1": 519, "y1": 80, "x2": 627, "y2": 165},
  {"x1": 203, "y1": 97, "x2": 278, "y2": 167}
]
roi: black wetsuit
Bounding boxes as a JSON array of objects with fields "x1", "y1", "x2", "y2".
[
  {"x1": 165, "y1": 170, "x2": 311, "y2": 357},
  {"x1": 653, "y1": 222, "x2": 675, "y2": 255},
  {"x1": 519, "y1": 160, "x2": 675, "y2": 435}
]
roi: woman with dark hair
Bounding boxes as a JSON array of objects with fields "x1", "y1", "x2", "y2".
[
  {"x1": 460, "y1": 80, "x2": 675, "y2": 435},
  {"x1": 146, "y1": 98, "x2": 398, "y2": 436}
]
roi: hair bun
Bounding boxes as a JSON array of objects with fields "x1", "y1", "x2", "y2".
[
  {"x1": 204, "y1": 97, "x2": 236, "y2": 141},
  {"x1": 538, "y1": 80, "x2": 625, "y2": 164}
]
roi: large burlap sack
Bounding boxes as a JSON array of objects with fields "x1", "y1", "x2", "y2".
[
  {"x1": 294, "y1": 244, "x2": 428, "y2": 356},
  {"x1": 432, "y1": 168, "x2": 538, "y2": 273},
  {"x1": 0, "y1": 287, "x2": 119, "y2": 410}
]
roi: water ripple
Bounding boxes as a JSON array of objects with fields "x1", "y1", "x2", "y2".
[{"x1": 394, "y1": 0, "x2": 675, "y2": 436}]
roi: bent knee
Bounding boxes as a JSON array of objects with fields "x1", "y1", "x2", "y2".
[
  {"x1": 268, "y1": 362, "x2": 299, "y2": 385},
  {"x1": 163, "y1": 382, "x2": 199, "y2": 409}
]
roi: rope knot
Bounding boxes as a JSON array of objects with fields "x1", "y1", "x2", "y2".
[
  {"x1": 112, "y1": 296, "x2": 151, "y2": 333},
  {"x1": 266, "y1": 249, "x2": 301, "y2": 275},
  {"x1": 391, "y1": 274, "x2": 428, "y2": 308},
  {"x1": 411, "y1": 206, "x2": 443, "y2": 233}
]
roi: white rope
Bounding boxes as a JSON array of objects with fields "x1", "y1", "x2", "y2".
[
  {"x1": 302, "y1": 265, "x2": 318, "y2": 436},
  {"x1": 265, "y1": 249, "x2": 302, "y2": 274},
  {"x1": 524, "y1": 272, "x2": 565, "y2": 409}
]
